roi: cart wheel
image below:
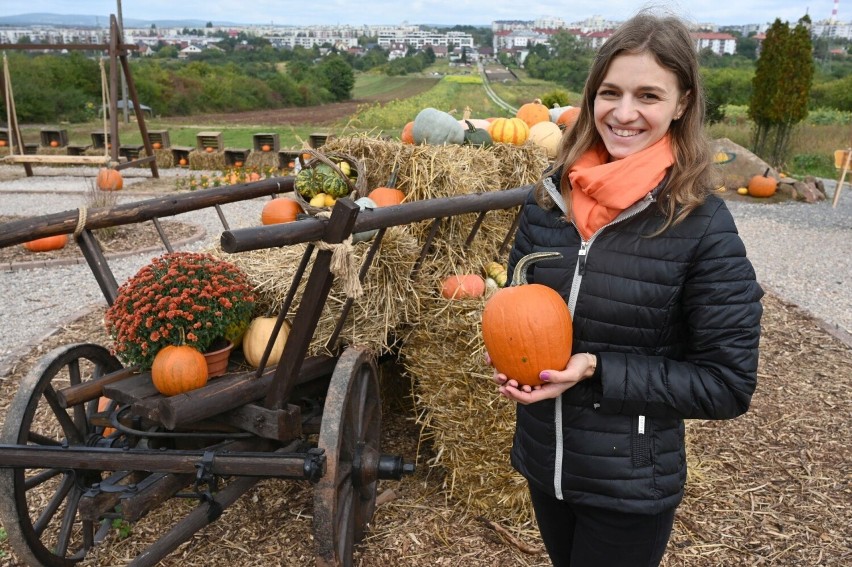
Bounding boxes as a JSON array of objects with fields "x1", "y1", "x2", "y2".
[
  {"x1": 0, "y1": 343, "x2": 122, "y2": 567},
  {"x1": 314, "y1": 346, "x2": 382, "y2": 567}
]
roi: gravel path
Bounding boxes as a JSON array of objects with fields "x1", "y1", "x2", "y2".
[{"x1": 1, "y1": 166, "x2": 851, "y2": 375}]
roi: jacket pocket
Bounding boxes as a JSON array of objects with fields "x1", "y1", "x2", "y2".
[{"x1": 631, "y1": 414, "x2": 652, "y2": 468}]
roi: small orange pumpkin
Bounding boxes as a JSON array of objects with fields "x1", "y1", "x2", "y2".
[
  {"x1": 97, "y1": 397, "x2": 116, "y2": 436},
  {"x1": 49, "y1": 140, "x2": 59, "y2": 148},
  {"x1": 401, "y1": 121, "x2": 415, "y2": 144},
  {"x1": 262, "y1": 198, "x2": 303, "y2": 224},
  {"x1": 748, "y1": 168, "x2": 778, "y2": 198},
  {"x1": 178, "y1": 157, "x2": 188, "y2": 166},
  {"x1": 516, "y1": 99, "x2": 550, "y2": 128},
  {"x1": 23, "y1": 234, "x2": 68, "y2": 252},
  {"x1": 152, "y1": 142, "x2": 162, "y2": 150},
  {"x1": 151, "y1": 344, "x2": 208, "y2": 396},
  {"x1": 488, "y1": 117, "x2": 530, "y2": 145},
  {"x1": 234, "y1": 160, "x2": 244, "y2": 168},
  {"x1": 369, "y1": 187, "x2": 405, "y2": 207},
  {"x1": 0, "y1": 139, "x2": 7, "y2": 147},
  {"x1": 482, "y1": 252, "x2": 573, "y2": 386},
  {"x1": 261, "y1": 144, "x2": 271, "y2": 152},
  {"x1": 556, "y1": 107, "x2": 581, "y2": 130},
  {"x1": 96, "y1": 167, "x2": 123, "y2": 191},
  {"x1": 205, "y1": 146, "x2": 214, "y2": 153},
  {"x1": 441, "y1": 274, "x2": 485, "y2": 299}
]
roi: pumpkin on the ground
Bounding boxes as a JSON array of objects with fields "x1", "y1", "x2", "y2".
[
  {"x1": 151, "y1": 344, "x2": 208, "y2": 396},
  {"x1": 441, "y1": 274, "x2": 486, "y2": 300},
  {"x1": 488, "y1": 117, "x2": 530, "y2": 145},
  {"x1": 748, "y1": 168, "x2": 778, "y2": 198},
  {"x1": 242, "y1": 316, "x2": 291, "y2": 368},
  {"x1": 482, "y1": 252, "x2": 573, "y2": 386},
  {"x1": 516, "y1": 99, "x2": 550, "y2": 128},
  {"x1": 96, "y1": 167, "x2": 123, "y2": 191},
  {"x1": 261, "y1": 198, "x2": 303, "y2": 224},
  {"x1": 23, "y1": 234, "x2": 68, "y2": 252}
]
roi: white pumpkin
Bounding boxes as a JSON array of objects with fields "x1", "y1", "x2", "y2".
[
  {"x1": 242, "y1": 316, "x2": 291, "y2": 368},
  {"x1": 528, "y1": 121, "x2": 563, "y2": 159},
  {"x1": 353, "y1": 196, "x2": 379, "y2": 243},
  {"x1": 412, "y1": 107, "x2": 465, "y2": 145}
]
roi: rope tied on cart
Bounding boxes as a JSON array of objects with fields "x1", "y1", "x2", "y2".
[
  {"x1": 314, "y1": 210, "x2": 364, "y2": 299},
  {"x1": 73, "y1": 207, "x2": 88, "y2": 238}
]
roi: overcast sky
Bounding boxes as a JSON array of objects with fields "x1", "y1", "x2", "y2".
[{"x1": 3, "y1": 1, "x2": 837, "y2": 27}]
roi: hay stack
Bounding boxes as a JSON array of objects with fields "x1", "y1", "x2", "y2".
[
  {"x1": 189, "y1": 149, "x2": 226, "y2": 171},
  {"x1": 139, "y1": 148, "x2": 175, "y2": 169},
  {"x1": 245, "y1": 150, "x2": 277, "y2": 170}
]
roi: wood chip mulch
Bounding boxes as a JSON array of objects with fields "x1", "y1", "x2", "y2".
[{"x1": 0, "y1": 292, "x2": 849, "y2": 566}]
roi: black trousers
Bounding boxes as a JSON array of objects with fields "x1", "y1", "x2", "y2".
[{"x1": 529, "y1": 483, "x2": 676, "y2": 567}]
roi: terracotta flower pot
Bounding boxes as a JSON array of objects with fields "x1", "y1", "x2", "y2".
[{"x1": 203, "y1": 340, "x2": 233, "y2": 378}]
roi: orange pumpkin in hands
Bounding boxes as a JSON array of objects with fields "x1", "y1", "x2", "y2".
[{"x1": 482, "y1": 252, "x2": 573, "y2": 386}]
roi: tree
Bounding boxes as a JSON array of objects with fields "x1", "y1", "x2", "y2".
[
  {"x1": 315, "y1": 55, "x2": 354, "y2": 101},
  {"x1": 749, "y1": 16, "x2": 815, "y2": 166}
]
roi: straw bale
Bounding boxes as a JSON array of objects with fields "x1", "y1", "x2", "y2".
[
  {"x1": 208, "y1": 226, "x2": 422, "y2": 357},
  {"x1": 37, "y1": 146, "x2": 66, "y2": 156},
  {"x1": 189, "y1": 149, "x2": 226, "y2": 171},
  {"x1": 138, "y1": 147, "x2": 175, "y2": 169},
  {"x1": 245, "y1": 150, "x2": 277, "y2": 170}
]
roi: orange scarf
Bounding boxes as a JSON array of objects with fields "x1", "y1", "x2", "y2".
[{"x1": 568, "y1": 135, "x2": 674, "y2": 240}]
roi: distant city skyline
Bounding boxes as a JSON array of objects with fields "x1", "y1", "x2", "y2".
[{"x1": 1, "y1": 0, "x2": 842, "y2": 28}]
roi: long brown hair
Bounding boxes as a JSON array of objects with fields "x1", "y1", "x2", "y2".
[{"x1": 536, "y1": 11, "x2": 719, "y2": 232}]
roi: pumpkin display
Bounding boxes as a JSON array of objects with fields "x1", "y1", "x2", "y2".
[
  {"x1": 748, "y1": 168, "x2": 778, "y2": 198},
  {"x1": 22, "y1": 234, "x2": 68, "y2": 253},
  {"x1": 488, "y1": 117, "x2": 530, "y2": 145},
  {"x1": 412, "y1": 107, "x2": 465, "y2": 145},
  {"x1": 482, "y1": 252, "x2": 573, "y2": 386},
  {"x1": 441, "y1": 274, "x2": 486, "y2": 300},
  {"x1": 96, "y1": 167, "x2": 123, "y2": 191},
  {"x1": 261, "y1": 198, "x2": 303, "y2": 225},
  {"x1": 242, "y1": 316, "x2": 291, "y2": 368},
  {"x1": 462, "y1": 120, "x2": 493, "y2": 148},
  {"x1": 151, "y1": 344, "x2": 208, "y2": 396},
  {"x1": 556, "y1": 107, "x2": 581, "y2": 130},
  {"x1": 401, "y1": 121, "x2": 415, "y2": 144},
  {"x1": 516, "y1": 99, "x2": 550, "y2": 128},
  {"x1": 152, "y1": 142, "x2": 162, "y2": 150},
  {"x1": 528, "y1": 121, "x2": 562, "y2": 158}
]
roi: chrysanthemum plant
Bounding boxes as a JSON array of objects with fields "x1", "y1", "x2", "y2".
[{"x1": 105, "y1": 252, "x2": 256, "y2": 370}]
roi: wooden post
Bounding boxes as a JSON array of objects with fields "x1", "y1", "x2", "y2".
[{"x1": 833, "y1": 148, "x2": 851, "y2": 208}]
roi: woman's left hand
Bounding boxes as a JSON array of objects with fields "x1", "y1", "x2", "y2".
[{"x1": 496, "y1": 353, "x2": 596, "y2": 405}]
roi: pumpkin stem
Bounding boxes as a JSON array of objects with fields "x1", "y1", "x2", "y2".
[
  {"x1": 387, "y1": 163, "x2": 400, "y2": 189},
  {"x1": 763, "y1": 167, "x2": 771, "y2": 177},
  {"x1": 464, "y1": 120, "x2": 477, "y2": 133},
  {"x1": 512, "y1": 252, "x2": 563, "y2": 286},
  {"x1": 463, "y1": 106, "x2": 472, "y2": 120}
]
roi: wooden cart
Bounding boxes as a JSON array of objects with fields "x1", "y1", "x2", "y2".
[{"x1": 0, "y1": 176, "x2": 528, "y2": 566}]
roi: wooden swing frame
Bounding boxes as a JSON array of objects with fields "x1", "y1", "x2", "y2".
[{"x1": 0, "y1": 14, "x2": 159, "y2": 178}]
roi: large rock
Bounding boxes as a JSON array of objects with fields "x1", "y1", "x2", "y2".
[{"x1": 712, "y1": 138, "x2": 779, "y2": 190}]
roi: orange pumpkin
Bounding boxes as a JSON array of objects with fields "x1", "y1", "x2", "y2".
[
  {"x1": 152, "y1": 142, "x2": 162, "y2": 150},
  {"x1": 97, "y1": 167, "x2": 123, "y2": 191},
  {"x1": 516, "y1": 99, "x2": 550, "y2": 128},
  {"x1": 205, "y1": 146, "x2": 214, "y2": 153},
  {"x1": 748, "y1": 169, "x2": 778, "y2": 198},
  {"x1": 234, "y1": 160, "x2": 244, "y2": 168},
  {"x1": 441, "y1": 274, "x2": 485, "y2": 299},
  {"x1": 488, "y1": 117, "x2": 530, "y2": 145},
  {"x1": 49, "y1": 140, "x2": 59, "y2": 148},
  {"x1": 261, "y1": 144, "x2": 271, "y2": 152},
  {"x1": 369, "y1": 187, "x2": 405, "y2": 207},
  {"x1": 556, "y1": 107, "x2": 581, "y2": 129},
  {"x1": 22, "y1": 234, "x2": 68, "y2": 252},
  {"x1": 178, "y1": 157, "x2": 188, "y2": 166},
  {"x1": 151, "y1": 344, "x2": 208, "y2": 396},
  {"x1": 97, "y1": 397, "x2": 116, "y2": 436},
  {"x1": 482, "y1": 252, "x2": 573, "y2": 386},
  {"x1": 262, "y1": 198, "x2": 303, "y2": 224},
  {"x1": 0, "y1": 139, "x2": 7, "y2": 147},
  {"x1": 401, "y1": 121, "x2": 415, "y2": 144}
]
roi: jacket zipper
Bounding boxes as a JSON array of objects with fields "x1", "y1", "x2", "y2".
[{"x1": 549, "y1": 185, "x2": 656, "y2": 500}]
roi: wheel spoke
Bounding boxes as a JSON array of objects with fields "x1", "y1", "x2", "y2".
[
  {"x1": 25, "y1": 431, "x2": 64, "y2": 446},
  {"x1": 336, "y1": 483, "x2": 354, "y2": 559},
  {"x1": 33, "y1": 472, "x2": 74, "y2": 536},
  {"x1": 42, "y1": 383, "x2": 84, "y2": 444},
  {"x1": 24, "y1": 467, "x2": 63, "y2": 490},
  {"x1": 54, "y1": 485, "x2": 84, "y2": 557}
]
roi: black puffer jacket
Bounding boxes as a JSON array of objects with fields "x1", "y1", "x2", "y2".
[{"x1": 507, "y1": 176, "x2": 763, "y2": 515}]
